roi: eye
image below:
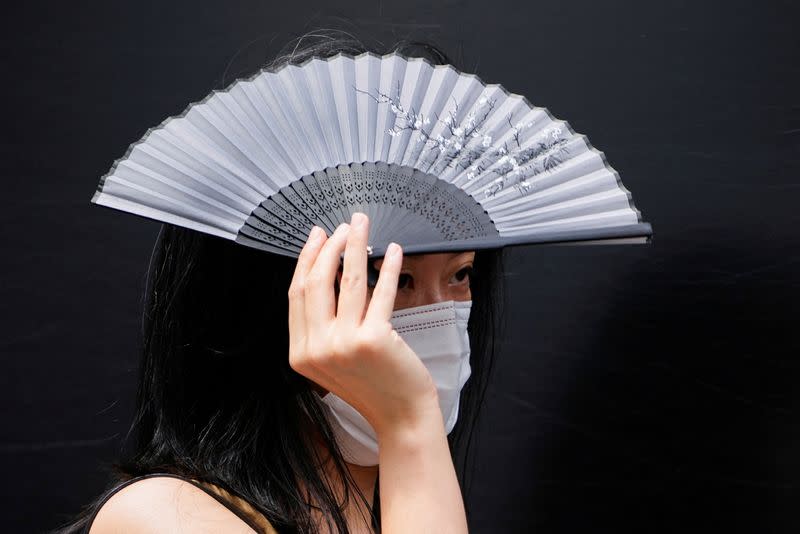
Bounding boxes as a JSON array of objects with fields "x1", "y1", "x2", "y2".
[
  {"x1": 398, "y1": 273, "x2": 413, "y2": 290},
  {"x1": 449, "y1": 266, "x2": 473, "y2": 285}
]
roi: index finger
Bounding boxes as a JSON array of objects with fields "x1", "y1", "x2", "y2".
[
  {"x1": 305, "y1": 223, "x2": 351, "y2": 332},
  {"x1": 288, "y1": 226, "x2": 326, "y2": 343},
  {"x1": 292, "y1": 226, "x2": 327, "y2": 280}
]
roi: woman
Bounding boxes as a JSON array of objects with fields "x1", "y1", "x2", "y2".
[{"x1": 55, "y1": 35, "x2": 505, "y2": 534}]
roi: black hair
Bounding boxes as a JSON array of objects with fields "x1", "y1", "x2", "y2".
[{"x1": 54, "y1": 30, "x2": 505, "y2": 534}]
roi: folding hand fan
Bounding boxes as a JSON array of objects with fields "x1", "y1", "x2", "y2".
[{"x1": 91, "y1": 52, "x2": 652, "y2": 258}]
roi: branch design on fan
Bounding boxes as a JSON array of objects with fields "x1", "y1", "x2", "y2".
[{"x1": 355, "y1": 82, "x2": 571, "y2": 199}]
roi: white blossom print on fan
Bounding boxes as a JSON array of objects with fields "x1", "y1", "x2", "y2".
[
  {"x1": 90, "y1": 52, "x2": 652, "y2": 258},
  {"x1": 358, "y1": 86, "x2": 570, "y2": 199}
]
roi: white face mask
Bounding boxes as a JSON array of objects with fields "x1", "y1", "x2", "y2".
[{"x1": 313, "y1": 300, "x2": 473, "y2": 466}]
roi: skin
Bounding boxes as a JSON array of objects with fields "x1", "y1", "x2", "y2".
[
  {"x1": 91, "y1": 213, "x2": 475, "y2": 534},
  {"x1": 291, "y1": 213, "x2": 474, "y2": 533},
  {"x1": 305, "y1": 240, "x2": 475, "y2": 532}
]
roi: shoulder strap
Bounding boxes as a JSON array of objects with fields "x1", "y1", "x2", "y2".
[{"x1": 83, "y1": 472, "x2": 274, "y2": 533}]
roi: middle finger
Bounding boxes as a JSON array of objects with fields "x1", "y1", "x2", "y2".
[
  {"x1": 288, "y1": 225, "x2": 326, "y2": 348},
  {"x1": 336, "y1": 212, "x2": 369, "y2": 325}
]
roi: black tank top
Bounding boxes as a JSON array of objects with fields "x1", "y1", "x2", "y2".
[{"x1": 82, "y1": 472, "x2": 277, "y2": 533}]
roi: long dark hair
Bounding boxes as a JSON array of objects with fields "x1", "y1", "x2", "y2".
[{"x1": 55, "y1": 31, "x2": 505, "y2": 534}]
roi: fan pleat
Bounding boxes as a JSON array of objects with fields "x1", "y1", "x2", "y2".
[
  {"x1": 306, "y1": 59, "x2": 344, "y2": 166},
  {"x1": 478, "y1": 109, "x2": 562, "y2": 191},
  {"x1": 386, "y1": 59, "x2": 432, "y2": 165},
  {"x1": 220, "y1": 84, "x2": 298, "y2": 186},
  {"x1": 434, "y1": 85, "x2": 507, "y2": 185},
  {"x1": 374, "y1": 55, "x2": 407, "y2": 164},
  {"x1": 384, "y1": 59, "x2": 433, "y2": 237},
  {"x1": 494, "y1": 187, "x2": 633, "y2": 226},
  {"x1": 99, "y1": 175, "x2": 243, "y2": 233},
  {"x1": 464, "y1": 119, "x2": 577, "y2": 203},
  {"x1": 184, "y1": 104, "x2": 279, "y2": 192},
  {"x1": 227, "y1": 82, "x2": 294, "y2": 181},
  {"x1": 208, "y1": 91, "x2": 279, "y2": 176},
  {"x1": 488, "y1": 149, "x2": 607, "y2": 212},
  {"x1": 439, "y1": 91, "x2": 526, "y2": 187},
  {"x1": 249, "y1": 75, "x2": 309, "y2": 180},
  {"x1": 328, "y1": 56, "x2": 358, "y2": 164},
  {"x1": 157, "y1": 122, "x2": 272, "y2": 199},
  {"x1": 499, "y1": 208, "x2": 640, "y2": 235},
  {"x1": 113, "y1": 160, "x2": 248, "y2": 222},
  {"x1": 443, "y1": 90, "x2": 527, "y2": 188},
  {"x1": 306, "y1": 59, "x2": 344, "y2": 168},
  {"x1": 127, "y1": 143, "x2": 254, "y2": 212},
  {"x1": 519, "y1": 147, "x2": 604, "y2": 195},
  {"x1": 148, "y1": 129, "x2": 266, "y2": 204},
  {"x1": 417, "y1": 73, "x2": 484, "y2": 177},
  {"x1": 95, "y1": 191, "x2": 240, "y2": 240},
  {"x1": 402, "y1": 65, "x2": 460, "y2": 170},
  {"x1": 423, "y1": 75, "x2": 486, "y2": 177},
  {"x1": 354, "y1": 54, "x2": 379, "y2": 163},
  {"x1": 259, "y1": 73, "x2": 318, "y2": 176},
  {"x1": 286, "y1": 65, "x2": 335, "y2": 172}
]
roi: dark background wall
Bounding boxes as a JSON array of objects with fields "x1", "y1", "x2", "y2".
[{"x1": 2, "y1": 1, "x2": 797, "y2": 532}]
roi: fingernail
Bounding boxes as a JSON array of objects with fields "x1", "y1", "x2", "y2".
[
  {"x1": 309, "y1": 226, "x2": 323, "y2": 241},
  {"x1": 351, "y1": 212, "x2": 367, "y2": 228},
  {"x1": 335, "y1": 222, "x2": 350, "y2": 234},
  {"x1": 387, "y1": 242, "x2": 400, "y2": 258}
]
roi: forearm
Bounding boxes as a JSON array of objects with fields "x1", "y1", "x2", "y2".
[{"x1": 377, "y1": 406, "x2": 468, "y2": 534}]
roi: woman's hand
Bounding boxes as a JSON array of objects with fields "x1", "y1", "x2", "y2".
[
  {"x1": 289, "y1": 212, "x2": 468, "y2": 533},
  {"x1": 288, "y1": 212, "x2": 441, "y2": 438}
]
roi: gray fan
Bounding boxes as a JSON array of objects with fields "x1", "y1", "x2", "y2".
[{"x1": 91, "y1": 52, "x2": 652, "y2": 257}]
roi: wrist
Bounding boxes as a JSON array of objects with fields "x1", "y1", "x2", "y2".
[{"x1": 374, "y1": 391, "x2": 444, "y2": 448}]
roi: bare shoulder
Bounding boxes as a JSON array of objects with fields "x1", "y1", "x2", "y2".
[{"x1": 89, "y1": 476, "x2": 256, "y2": 533}]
